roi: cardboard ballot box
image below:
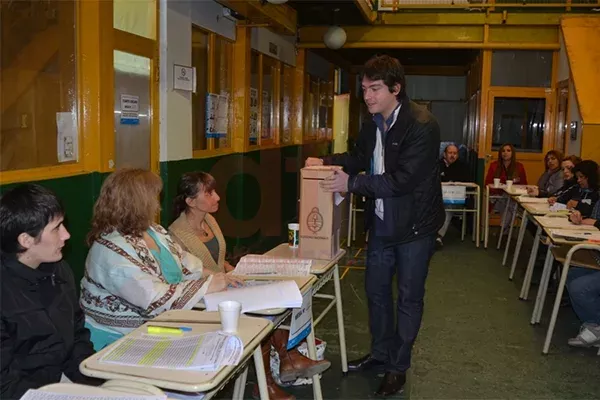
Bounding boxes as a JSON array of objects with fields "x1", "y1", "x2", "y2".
[{"x1": 299, "y1": 166, "x2": 345, "y2": 260}]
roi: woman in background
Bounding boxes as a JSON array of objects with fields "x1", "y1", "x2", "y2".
[
  {"x1": 80, "y1": 168, "x2": 239, "y2": 351},
  {"x1": 169, "y1": 172, "x2": 331, "y2": 400},
  {"x1": 553, "y1": 160, "x2": 599, "y2": 217},
  {"x1": 527, "y1": 150, "x2": 563, "y2": 198},
  {"x1": 484, "y1": 143, "x2": 528, "y2": 232}
]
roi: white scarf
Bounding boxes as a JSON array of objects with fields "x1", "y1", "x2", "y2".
[{"x1": 373, "y1": 105, "x2": 401, "y2": 220}]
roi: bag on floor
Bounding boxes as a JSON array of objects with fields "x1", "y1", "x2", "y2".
[{"x1": 269, "y1": 338, "x2": 327, "y2": 387}]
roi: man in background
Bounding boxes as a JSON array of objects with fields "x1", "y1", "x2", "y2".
[{"x1": 437, "y1": 144, "x2": 472, "y2": 248}]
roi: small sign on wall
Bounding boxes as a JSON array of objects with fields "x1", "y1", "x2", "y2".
[
  {"x1": 173, "y1": 64, "x2": 196, "y2": 92},
  {"x1": 120, "y1": 94, "x2": 140, "y2": 125}
]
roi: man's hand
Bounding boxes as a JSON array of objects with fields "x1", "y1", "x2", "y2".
[
  {"x1": 569, "y1": 210, "x2": 583, "y2": 225},
  {"x1": 320, "y1": 170, "x2": 349, "y2": 193},
  {"x1": 548, "y1": 197, "x2": 557, "y2": 205},
  {"x1": 305, "y1": 157, "x2": 324, "y2": 167}
]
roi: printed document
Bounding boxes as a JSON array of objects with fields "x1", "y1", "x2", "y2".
[
  {"x1": 204, "y1": 280, "x2": 303, "y2": 313},
  {"x1": 232, "y1": 254, "x2": 312, "y2": 276},
  {"x1": 99, "y1": 332, "x2": 242, "y2": 371},
  {"x1": 21, "y1": 390, "x2": 166, "y2": 400}
]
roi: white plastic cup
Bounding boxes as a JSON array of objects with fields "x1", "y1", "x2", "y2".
[
  {"x1": 493, "y1": 178, "x2": 500, "y2": 188},
  {"x1": 288, "y1": 223, "x2": 299, "y2": 248},
  {"x1": 506, "y1": 180, "x2": 513, "y2": 190},
  {"x1": 218, "y1": 301, "x2": 241, "y2": 333}
]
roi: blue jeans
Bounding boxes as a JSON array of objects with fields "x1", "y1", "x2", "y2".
[
  {"x1": 365, "y1": 218, "x2": 436, "y2": 373},
  {"x1": 567, "y1": 267, "x2": 600, "y2": 325}
]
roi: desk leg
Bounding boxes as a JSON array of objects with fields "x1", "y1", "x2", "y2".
[
  {"x1": 502, "y1": 204, "x2": 518, "y2": 266},
  {"x1": 484, "y1": 188, "x2": 489, "y2": 249},
  {"x1": 306, "y1": 321, "x2": 324, "y2": 400},
  {"x1": 497, "y1": 196, "x2": 510, "y2": 250},
  {"x1": 520, "y1": 226, "x2": 541, "y2": 300},
  {"x1": 475, "y1": 189, "x2": 480, "y2": 248},
  {"x1": 509, "y1": 211, "x2": 528, "y2": 281},
  {"x1": 333, "y1": 264, "x2": 348, "y2": 374},
  {"x1": 531, "y1": 246, "x2": 553, "y2": 325},
  {"x1": 232, "y1": 366, "x2": 248, "y2": 400},
  {"x1": 252, "y1": 347, "x2": 268, "y2": 400},
  {"x1": 543, "y1": 257, "x2": 572, "y2": 354},
  {"x1": 347, "y1": 194, "x2": 353, "y2": 248}
]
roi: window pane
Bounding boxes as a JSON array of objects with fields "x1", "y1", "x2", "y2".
[
  {"x1": 280, "y1": 64, "x2": 294, "y2": 145},
  {"x1": 491, "y1": 51, "x2": 552, "y2": 88},
  {"x1": 261, "y1": 56, "x2": 277, "y2": 142},
  {"x1": 304, "y1": 76, "x2": 319, "y2": 140},
  {"x1": 1, "y1": 0, "x2": 77, "y2": 171},
  {"x1": 492, "y1": 97, "x2": 546, "y2": 153},
  {"x1": 214, "y1": 37, "x2": 232, "y2": 149},
  {"x1": 249, "y1": 51, "x2": 259, "y2": 146},
  {"x1": 191, "y1": 27, "x2": 208, "y2": 151},
  {"x1": 114, "y1": 0, "x2": 155, "y2": 39}
]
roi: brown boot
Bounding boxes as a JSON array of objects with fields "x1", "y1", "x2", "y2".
[
  {"x1": 271, "y1": 329, "x2": 332, "y2": 383},
  {"x1": 252, "y1": 341, "x2": 295, "y2": 400}
]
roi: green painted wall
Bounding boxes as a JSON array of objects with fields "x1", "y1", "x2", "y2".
[{"x1": 0, "y1": 142, "x2": 331, "y2": 282}]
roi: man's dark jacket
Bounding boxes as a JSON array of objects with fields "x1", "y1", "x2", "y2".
[
  {"x1": 1, "y1": 255, "x2": 101, "y2": 399},
  {"x1": 323, "y1": 96, "x2": 445, "y2": 243},
  {"x1": 439, "y1": 159, "x2": 471, "y2": 183}
]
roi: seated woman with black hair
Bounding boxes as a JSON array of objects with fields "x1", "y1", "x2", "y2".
[
  {"x1": 169, "y1": 172, "x2": 331, "y2": 400},
  {"x1": 551, "y1": 160, "x2": 599, "y2": 218}
]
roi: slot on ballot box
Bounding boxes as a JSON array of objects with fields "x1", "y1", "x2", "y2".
[{"x1": 299, "y1": 166, "x2": 345, "y2": 260}]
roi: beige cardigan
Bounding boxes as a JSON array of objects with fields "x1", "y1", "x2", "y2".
[{"x1": 168, "y1": 213, "x2": 226, "y2": 273}]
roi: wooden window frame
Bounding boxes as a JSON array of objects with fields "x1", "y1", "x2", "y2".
[{"x1": 192, "y1": 28, "x2": 235, "y2": 159}]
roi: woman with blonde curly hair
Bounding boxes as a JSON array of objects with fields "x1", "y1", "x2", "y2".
[{"x1": 80, "y1": 168, "x2": 241, "y2": 350}]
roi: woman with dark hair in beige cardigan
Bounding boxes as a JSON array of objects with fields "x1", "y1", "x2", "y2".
[{"x1": 169, "y1": 172, "x2": 330, "y2": 400}]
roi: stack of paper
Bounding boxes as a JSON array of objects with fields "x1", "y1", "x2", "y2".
[
  {"x1": 21, "y1": 391, "x2": 166, "y2": 400},
  {"x1": 518, "y1": 196, "x2": 548, "y2": 204},
  {"x1": 99, "y1": 332, "x2": 243, "y2": 371},
  {"x1": 535, "y1": 216, "x2": 598, "y2": 230},
  {"x1": 549, "y1": 229, "x2": 600, "y2": 241},
  {"x1": 232, "y1": 254, "x2": 312, "y2": 276},
  {"x1": 204, "y1": 280, "x2": 303, "y2": 313}
]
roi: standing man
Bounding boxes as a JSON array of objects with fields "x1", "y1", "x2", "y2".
[
  {"x1": 437, "y1": 144, "x2": 472, "y2": 248},
  {"x1": 1, "y1": 184, "x2": 101, "y2": 398},
  {"x1": 306, "y1": 55, "x2": 444, "y2": 396}
]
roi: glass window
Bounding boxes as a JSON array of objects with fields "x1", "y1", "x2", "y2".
[
  {"x1": 280, "y1": 64, "x2": 294, "y2": 145},
  {"x1": 114, "y1": 0, "x2": 156, "y2": 39},
  {"x1": 213, "y1": 37, "x2": 233, "y2": 149},
  {"x1": 191, "y1": 27, "x2": 208, "y2": 151},
  {"x1": 249, "y1": 51, "x2": 260, "y2": 146},
  {"x1": 304, "y1": 76, "x2": 319, "y2": 140},
  {"x1": 491, "y1": 50, "x2": 552, "y2": 88},
  {"x1": 1, "y1": 0, "x2": 78, "y2": 171},
  {"x1": 492, "y1": 97, "x2": 546, "y2": 153},
  {"x1": 261, "y1": 56, "x2": 277, "y2": 143}
]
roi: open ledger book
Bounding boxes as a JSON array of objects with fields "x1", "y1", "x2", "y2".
[
  {"x1": 21, "y1": 391, "x2": 167, "y2": 400},
  {"x1": 232, "y1": 254, "x2": 312, "y2": 276},
  {"x1": 204, "y1": 280, "x2": 303, "y2": 313}
]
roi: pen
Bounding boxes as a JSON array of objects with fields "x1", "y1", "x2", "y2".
[{"x1": 147, "y1": 325, "x2": 192, "y2": 335}]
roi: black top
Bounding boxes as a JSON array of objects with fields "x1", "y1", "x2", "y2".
[
  {"x1": 439, "y1": 159, "x2": 471, "y2": 183},
  {"x1": 0, "y1": 255, "x2": 101, "y2": 399},
  {"x1": 324, "y1": 97, "x2": 445, "y2": 243}
]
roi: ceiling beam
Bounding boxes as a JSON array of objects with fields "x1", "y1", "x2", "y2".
[
  {"x1": 355, "y1": 0, "x2": 377, "y2": 24},
  {"x1": 377, "y1": 11, "x2": 593, "y2": 26},
  {"x1": 298, "y1": 25, "x2": 559, "y2": 49},
  {"x1": 217, "y1": 0, "x2": 297, "y2": 36}
]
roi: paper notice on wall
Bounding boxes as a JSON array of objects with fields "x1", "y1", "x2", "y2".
[
  {"x1": 249, "y1": 88, "x2": 259, "y2": 144},
  {"x1": 205, "y1": 93, "x2": 229, "y2": 138},
  {"x1": 56, "y1": 112, "x2": 78, "y2": 163}
]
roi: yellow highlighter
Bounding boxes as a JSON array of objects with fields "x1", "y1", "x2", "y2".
[{"x1": 147, "y1": 325, "x2": 190, "y2": 335}]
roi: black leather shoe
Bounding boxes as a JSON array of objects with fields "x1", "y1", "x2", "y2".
[
  {"x1": 375, "y1": 372, "x2": 406, "y2": 397},
  {"x1": 348, "y1": 354, "x2": 386, "y2": 372}
]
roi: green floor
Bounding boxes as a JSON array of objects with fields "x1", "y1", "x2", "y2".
[{"x1": 277, "y1": 227, "x2": 600, "y2": 399}]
